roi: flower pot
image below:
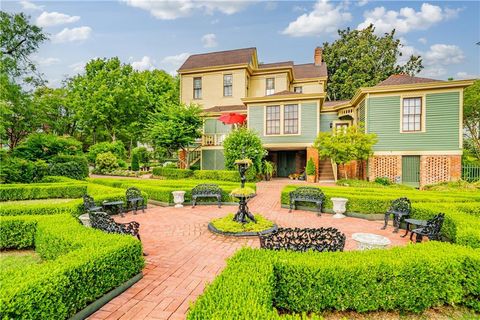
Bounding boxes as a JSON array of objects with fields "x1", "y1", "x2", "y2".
[
  {"x1": 331, "y1": 197, "x2": 348, "y2": 219},
  {"x1": 172, "y1": 191, "x2": 186, "y2": 208},
  {"x1": 306, "y1": 175, "x2": 316, "y2": 183}
]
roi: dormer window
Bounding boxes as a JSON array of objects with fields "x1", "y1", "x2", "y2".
[
  {"x1": 266, "y1": 78, "x2": 275, "y2": 95},
  {"x1": 223, "y1": 74, "x2": 233, "y2": 97},
  {"x1": 294, "y1": 86, "x2": 302, "y2": 93},
  {"x1": 193, "y1": 77, "x2": 202, "y2": 99}
]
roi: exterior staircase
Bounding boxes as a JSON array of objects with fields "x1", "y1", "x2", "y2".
[{"x1": 318, "y1": 159, "x2": 336, "y2": 182}]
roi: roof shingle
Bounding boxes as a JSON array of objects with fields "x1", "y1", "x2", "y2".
[
  {"x1": 293, "y1": 63, "x2": 328, "y2": 79},
  {"x1": 203, "y1": 105, "x2": 247, "y2": 113},
  {"x1": 258, "y1": 61, "x2": 294, "y2": 69},
  {"x1": 376, "y1": 74, "x2": 440, "y2": 86},
  {"x1": 178, "y1": 48, "x2": 256, "y2": 71}
]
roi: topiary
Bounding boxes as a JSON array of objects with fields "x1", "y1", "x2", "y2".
[
  {"x1": 95, "y1": 152, "x2": 119, "y2": 174},
  {"x1": 306, "y1": 158, "x2": 316, "y2": 176},
  {"x1": 131, "y1": 152, "x2": 140, "y2": 171}
]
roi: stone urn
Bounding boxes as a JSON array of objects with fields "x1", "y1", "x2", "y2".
[
  {"x1": 172, "y1": 191, "x2": 186, "y2": 208},
  {"x1": 331, "y1": 197, "x2": 348, "y2": 219},
  {"x1": 79, "y1": 213, "x2": 91, "y2": 227}
]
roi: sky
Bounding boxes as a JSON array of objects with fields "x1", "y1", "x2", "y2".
[{"x1": 2, "y1": 0, "x2": 479, "y2": 87}]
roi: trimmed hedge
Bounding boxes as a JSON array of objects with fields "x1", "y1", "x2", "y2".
[
  {"x1": 0, "y1": 183, "x2": 87, "y2": 201},
  {"x1": 152, "y1": 167, "x2": 193, "y2": 179},
  {"x1": 188, "y1": 243, "x2": 480, "y2": 318},
  {"x1": 0, "y1": 214, "x2": 144, "y2": 318},
  {"x1": 192, "y1": 170, "x2": 240, "y2": 182},
  {"x1": 49, "y1": 155, "x2": 89, "y2": 180}
]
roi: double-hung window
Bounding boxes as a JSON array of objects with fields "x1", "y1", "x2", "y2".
[
  {"x1": 193, "y1": 77, "x2": 202, "y2": 99},
  {"x1": 402, "y1": 97, "x2": 422, "y2": 132},
  {"x1": 266, "y1": 78, "x2": 275, "y2": 95},
  {"x1": 284, "y1": 104, "x2": 299, "y2": 134},
  {"x1": 266, "y1": 105, "x2": 280, "y2": 135},
  {"x1": 223, "y1": 74, "x2": 233, "y2": 97}
]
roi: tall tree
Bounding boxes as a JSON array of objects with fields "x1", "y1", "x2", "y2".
[
  {"x1": 148, "y1": 103, "x2": 202, "y2": 169},
  {"x1": 323, "y1": 25, "x2": 423, "y2": 101},
  {"x1": 463, "y1": 80, "x2": 480, "y2": 159}
]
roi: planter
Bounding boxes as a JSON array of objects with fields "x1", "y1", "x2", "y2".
[
  {"x1": 79, "y1": 213, "x2": 91, "y2": 227},
  {"x1": 306, "y1": 175, "x2": 316, "y2": 183},
  {"x1": 172, "y1": 191, "x2": 186, "y2": 208},
  {"x1": 331, "y1": 197, "x2": 348, "y2": 219}
]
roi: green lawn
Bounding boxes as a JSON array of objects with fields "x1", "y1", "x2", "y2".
[
  {"x1": 2, "y1": 198, "x2": 77, "y2": 206},
  {"x1": 0, "y1": 250, "x2": 42, "y2": 278}
]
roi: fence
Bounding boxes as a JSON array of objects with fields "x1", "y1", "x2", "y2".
[{"x1": 462, "y1": 163, "x2": 480, "y2": 182}]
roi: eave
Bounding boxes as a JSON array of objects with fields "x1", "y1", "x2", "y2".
[{"x1": 242, "y1": 92, "x2": 325, "y2": 104}]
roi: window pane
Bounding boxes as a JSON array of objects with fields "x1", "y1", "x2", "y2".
[
  {"x1": 284, "y1": 104, "x2": 298, "y2": 134},
  {"x1": 266, "y1": 105, "x2": 280, "y2": 135},
  {"x1": 402, "y1": 97, "x2": 422, "y2": 131}
]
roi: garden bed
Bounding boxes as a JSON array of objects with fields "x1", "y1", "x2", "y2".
[{"x1": 208, "y1": 213, "x2": 277, "y2": 236}]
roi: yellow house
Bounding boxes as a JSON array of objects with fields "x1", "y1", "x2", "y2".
[{"x1": 178, "y1": 47, "x2": 473, "y2": 187}]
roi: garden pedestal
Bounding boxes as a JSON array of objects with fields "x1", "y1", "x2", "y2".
[
  {"x1": 352, "y1": 233, "x2": 391, "y2": 250},
  {"x1": 172, "y1": 191, "x2": 186, "y2": 208},
  {"x1": 331, "y1": 197, "x2": 348, "y2": 219}
]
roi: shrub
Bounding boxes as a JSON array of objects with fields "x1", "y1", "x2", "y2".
[
  {"x1": 0, "y1": 214, "x2": 144, "y2": 318},
  {"x1": 306, "y1": 158, "x2": 316, "y2": 176},
  {"x1": 336, "y1": 179, "x2": 412, "y2": 189},
  {"x1": 374, "y1": 177, "x2": 391, "y2": 185},
  {"x1": 0, "y1": 183, "x2": 87, "y2": 201},
  {"x1": 0, "y1": 157, "x2": 48, "y2": 183},
  {"x1": 152, "y1": 167, "x2": 193, "y2": 179},
  {"x1": 223, "y1": 127, "x2": 266, "y2": 173},
  {"x1": 211, "y1": 214, "x2": 273, "y2": 233},
  {"x1": 192, "y1": 170, "x2": 241, "y2": 182},
  {"x1": 95, "y1": 152, "x2": 119, "y2": 174},
  {"x1": 87, "y1": 141, "x2": 126, "y2": 164},
  {"x1": 132, "y1": 146, "x2": 150, "y2": 166},
  {"x1": 12, "y1": 133, "x2": 83, "y2": 161},
  {"x1": 163, "y1": 161, "x2": 178, "y2": 168},
  {"x1": 131, "y1": 152, "x2": 140, "y2": 171},
  {"x1": 49, "y1": 155, "x2": 89, "y2": 180}
]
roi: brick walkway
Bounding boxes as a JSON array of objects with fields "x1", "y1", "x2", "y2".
[{"x1": 89, "y1": 180, "x2": 408, "y2": 320}]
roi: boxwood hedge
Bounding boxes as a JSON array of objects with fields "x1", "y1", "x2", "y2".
[
  {"x1": 188, "y1": 243, "x2": 480, "y2": 319},
  {"x1": 0, "y1": 183, "x2": 87, "y2": 201},
  {"x1": 0, "y1": 214, "x2": 144, "y2": 319}
]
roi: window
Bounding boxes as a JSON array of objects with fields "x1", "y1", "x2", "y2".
[
  {"x1": 284, "y1": 104, "x2": 299, "y2": 134},
  {"x1": 293, "y1": 86, "x2": 302, "y2": 93},
  {"x1": 223, "y1": 74, "x2": 233, "y2": 97},
  {"x1": 335, "y1": 122, "x2": 349, "y2": 133},
  {"x1": 193, "y1": 77, "x2": 202, "y2": 99},
  {"x1": 402, "y1": 97, "x2": 422, "y2": 132},
  {"x1": 266, "y1": 78, "x2": 275, "y2": 95},
  {"x1": 266, "y1": 105, "x2": 280, "y2": 135}
]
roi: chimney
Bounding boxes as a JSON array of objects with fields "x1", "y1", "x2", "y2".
[{"x1": 314, "y1": 47, "x2": 323, "y2": 66}]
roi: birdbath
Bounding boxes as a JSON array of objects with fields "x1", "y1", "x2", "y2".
[{"x1": 232, "y1": 159, "x2": 256, "y2": 223}]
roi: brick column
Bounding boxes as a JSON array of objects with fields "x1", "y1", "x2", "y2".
[{"x1": 450, "y1": 155, "x2": 461, "y2": 181}]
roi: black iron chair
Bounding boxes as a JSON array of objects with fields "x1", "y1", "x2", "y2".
[
  {"x1": 289, "y1": 187, "x2": 325, "y2": 215},
  {"x1": 381, "y1": 197, "x2": 411, "y2": 233},
  {"x1": 126, "y1": 187, "x2": 146, "y2": 214},
  {"x1": 191, "y1": 184, "x2": 222, "y2": 208},
  {"x1": 82, "y1": 194, "x2": 102, "y2": 213},
  {"x1": 259, "y1": 227, "x2": 345, "y2": 252},
  {"x1": 410, "y1": 213, "x2": 445, "y2": 243},
  {"x1": 90, "y1": 211, "x2": 141, "y2": 241}
]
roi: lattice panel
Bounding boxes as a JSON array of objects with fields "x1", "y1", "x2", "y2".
[
  {"x1": 372, "y1": 156, "x2": 399, "y2": 181},
  {"x1": 423, "y1": 156, "x2": 450, "y2": 185}
]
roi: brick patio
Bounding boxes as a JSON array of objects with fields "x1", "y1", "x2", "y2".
[{"x1": 89, "y1": 180, "x2": 409, "y2": 320}]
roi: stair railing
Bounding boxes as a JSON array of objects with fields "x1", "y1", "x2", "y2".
[{"x1": 330, "y1": 159, "x2": 338, "y2": 182}]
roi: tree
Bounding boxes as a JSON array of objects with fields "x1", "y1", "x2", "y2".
[
  {"x1": 223, "y1": 127, "x2": 266, "y2": 174},
  {"x1": 314, "y1": 125, "x2": 377, "y2": 179},
  {"x1": 463, "y1": 80, "x2": 480, "y2": 159},
  {"x1": 323, "y1": 25, "x2": 423, "y2": 101},
  {"x1": 148, "y1": 103, "x2": 202, "y2": 169}
]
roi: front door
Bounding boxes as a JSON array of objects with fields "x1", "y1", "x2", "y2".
[
  {"x1": 402, "y1": 155, "x2": 420, "y2": 187},
  {"x1": 277, "y1": 151, "x2": 296, "y2": 177}
]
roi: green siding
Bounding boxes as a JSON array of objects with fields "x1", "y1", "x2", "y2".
[
  {"x1": 320, "y1": 112, "x2": 338, "y2": 132},
  {"x1": 248, "y1": 102, "x2": 318, "y2": 144},
  {"x1": 204, "y1": 119, "x2": 231, "y2": 134},
  {"x1": 358, "y1": 100, "x2": 365, "y2": 124},
  {"x1": 202, "y1": 149, "x2": 225, "y2": 170},
  {"x1": 367, "y1": 92, "x2": 460, "y2": 151}
]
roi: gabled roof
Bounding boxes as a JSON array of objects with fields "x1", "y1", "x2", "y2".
[
  {"x1": 293, "y1": 63, "x2": 328, "y2": 79},
  {"x1": 178, "y1": 48, "x2": 256, "y2": 71},
  {"x1": 323, "y1": 100, "x2": 350, "y2": 107},
  {"x1": 258, "y1": 61, "x2": 293, "y2": 69},
  {"x1": 376, "y1": 74, "x2": 440, "y2": 86}
]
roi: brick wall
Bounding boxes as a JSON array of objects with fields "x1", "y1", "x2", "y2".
[
  {"x1": 368, "y1": 156, "x2": 402, "y2": 182},
  {"x1": 420, "y1": 155, "x2": 461, "y2": 187},
  {"x1": 306, "y1": 147, "x2": 319, "y2": 179}
]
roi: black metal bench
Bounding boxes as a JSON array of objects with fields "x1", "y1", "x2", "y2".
[
  {"x1": 126, "y1": 187, "x2": 146, "y2": 214},
  {"x1": 289, "y1": 187, "x2": 325, "y2": 215},
  {"x1": 191, "y1": 184, "x2": 222, "y2": 208},
  {"x1": 82, "y1": 194, "x2": 102, "y2": 213},
  {"x1": 381, "y1": 197, "x2": 411, "y2": 233},
  {"x1": 259, "y1": 227, "x2": 345, "y2": 252},
  {"x1": 410, "y1": 213, "x2": 445, "y2": 243},
  {"x1": 90, "y1": 211, "x2": 141, "y2": 241}
]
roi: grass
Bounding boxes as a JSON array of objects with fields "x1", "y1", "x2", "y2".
[
  {"x1": 0, "y1": 250, "x2": 42, "y2": 277},
  {"x1": 211, "y1": 213, "x2": 274, "y2": 233},
  {"x1": 1, "y1": 198, "x2": 77, "y2": 205}
]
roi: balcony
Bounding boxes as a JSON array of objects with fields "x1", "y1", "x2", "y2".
[{"x1": 202, "y1": 133, "x2": 227, "y2": 146}]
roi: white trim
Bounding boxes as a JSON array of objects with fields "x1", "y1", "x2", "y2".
[
  {"x1": 459, "y1": 89, "x2": 463, "y2": 149},
  {"x1": 264, "y1": 143, "x2": 312, "y2": 148},
  {"x1": 263, "y1": 103, "x2": 302, "y2": 136},
  {"x1": 202, "y1": 146, "x2": 224, "y2": 150},
  {"x1": 317, "y1": 100, "x2": 320, "y2": 134},
  {"x1": 373, "y1": 150, "x2": 462, "y2": 156}
]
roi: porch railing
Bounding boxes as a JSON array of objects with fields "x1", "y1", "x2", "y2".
[
  {"x1": 462, "y1": 163, "x2": 480, "y2": 182},
  {"x1": 202, "y1": 133, "x2": 227, "y2": 146}
]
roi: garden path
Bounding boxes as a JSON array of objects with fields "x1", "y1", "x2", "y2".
[{"x1": 89, "y1": 179, "x2": 409, "y2": 320}]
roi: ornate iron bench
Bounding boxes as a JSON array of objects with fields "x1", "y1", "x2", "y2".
[
  {"x1": 259, "y1": 227, "x2": 345, "y2": 252},
  {"x1": 82, "y1": 194, "x2": 102, "y2": 213},
  {"x1": 191, "y1": 184, "x2": 222, "y2": 208},
  {"x1": 410, "y1": 213, "x2": 445, "y2": 243},
  {"x1": 126, "y1": 187, "x2": 146, "y2": 214},
  {"x1": 90, "y1": 211, "x2": 141, "y2": 241},
  {"x1": 381, "y1": 197, "x2": 411, "y2": 233},
  {"x1": 289, "y1": 187, "x2": 325, "y2": 215}
]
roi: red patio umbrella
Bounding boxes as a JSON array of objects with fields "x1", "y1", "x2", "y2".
[{"x1": 218, "y1": 113, "x2": 246, "y2": 125}]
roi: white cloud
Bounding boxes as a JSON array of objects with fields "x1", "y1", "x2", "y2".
[
  {"x1": 160, "y1": 52, "x2": 190, "y2": 75},
  {"x1": 418, "y1": 37, "x2": 427, "y2": 44},
  {"x1": 358, "y1": 3, "x2": 461, "y2": 35},
  {"x1": 419, "y1": 66, "x2": 447, "y2": 78},
  {"x1": 131, "y1": 56, "x2": 156, "y2": 71},
  {"x1": 53, "y1": 26, "x2": 92, "y2": 43},
  {"x1": 201, "y1": 33, "x2": 217, "y2": 48},
  {"x1": 69, "y1": 61, "x2": 86, "y2": 73},
  {"x1": 357, "y1": 0, "x2": 369, "y2": 7},
  {"x1": 35, "y1": 57, "x2": 61, "y2": 66},
  {"x1": 122, "y1": 0, "x2": 251, "y2": 20},
  {"x1": 36, "y1": 11, "x2": 80, "y2": 27},
  {"x1": 455, "y1": 72, "x2": 479, "y2": 80},
  {"x1": 424, "y1": 44, "x2": 464, "y2": 66},
  {"x1": 282, "y1": 0, "x2": 352, "y2": 37},
  {"x1": 398, "y1": 43, "x2": 419, "y2": 66},
  {"x1": 20, "y1": 0, "x2": 43, "y2": 11},
  {"x1": 292, "y1": 5, "x2": 307, "y2": 12}
]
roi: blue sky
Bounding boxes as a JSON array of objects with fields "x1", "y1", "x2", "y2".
[{"x1": 3, "y1": 0, "x2": 479, "y2": 87}]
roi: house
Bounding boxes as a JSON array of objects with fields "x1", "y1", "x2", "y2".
[{"x1": 178, "y1": 47, "x2": 474, "y2": 187}]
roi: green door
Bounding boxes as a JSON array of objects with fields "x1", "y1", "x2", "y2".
[
  {"x1": 277, "y1": 152, "x2": 296, "y2": 177},
  {"x1": 402, "y1": 155, "x2": 420, "y2": 187}
]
